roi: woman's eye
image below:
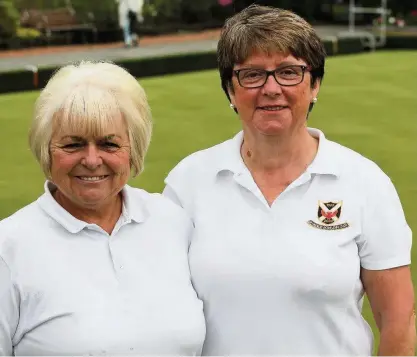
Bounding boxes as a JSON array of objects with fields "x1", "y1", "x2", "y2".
[
  {"x1": 244, "y1": 71, "x2": 263, "y2": 79},
  {"x1": 280, "y1": 69, "x2": 297, "y2": 76},
  {"x1": 278, "y1": 67, "x2": 301, "y2": 78},
  {"x1": 63, "y1": 143, "x2": 83, "y2": 149},
  {"x1": 102, "y1": 142, "x2": 120, "y2": 149}
]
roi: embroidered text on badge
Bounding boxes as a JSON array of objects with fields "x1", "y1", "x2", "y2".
[{"x1": 307, "y1": 201, "x2": 350, "y2": 230}]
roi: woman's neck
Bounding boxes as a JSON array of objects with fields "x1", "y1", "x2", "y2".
[
  {"x1": 241, "y1": 126, "x2": 318, "y2": 174},
  {"x1": 53, "y1": 190, "x2": 123, "y2": 235},
  {"x1": 240, "y1": 126, "x2": 319, "y2": 206}
]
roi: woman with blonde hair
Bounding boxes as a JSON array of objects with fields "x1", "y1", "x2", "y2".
[{"x1": 0, "y1": 61, "x2": 205, "y2": 355}]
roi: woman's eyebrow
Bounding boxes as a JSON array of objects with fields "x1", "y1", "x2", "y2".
[
  {"x1": 60, "y1": 136, "x2": 84, "y2": 141},
  {"x1": 102, "y1": 134, "x2": 122, "y2": 140},
  {"x1": 237, "y1": 61, "x2": 302, "y2": 69}
]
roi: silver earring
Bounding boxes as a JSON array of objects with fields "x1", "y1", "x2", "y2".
[
  {"x1": 312, "y1": 97, "x2": 318, "y2": 103},
  {"x1": 229, "y1": 103, "x2": 235, "y2": 110}
]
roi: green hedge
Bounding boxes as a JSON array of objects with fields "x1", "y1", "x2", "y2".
[
  {"x1": 118, "y1": 51, "x2": 217, "y2": 79},
  {"x1": 336, "y1": 37, "x2": 364, "y2": 54},
  {"x1": 0, "y1": 34, "x2": 415, "y2": 94},
  {"x1": 0, "y1": 51, "x2": 218, "y2": 94},
  {"x1": 0, "y1": 69, "x2": 35, "y2": 93},
  {"x1": 385, "y1": 35, "x2": 417, "y2": 49}
]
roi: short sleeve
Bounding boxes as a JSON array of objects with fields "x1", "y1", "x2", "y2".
[
  {"x1": 0, "y1": 256, "x2": 19, "y2": 355},
  {"x1": 163, "y1": 157, "x2": 198, "y2": 221},
  {"x1": 357, "y1": 175, "x2": 412, "y2": 270},
  {"x1": 162, "y1": 184, "x2": 184, "y2": 209}
]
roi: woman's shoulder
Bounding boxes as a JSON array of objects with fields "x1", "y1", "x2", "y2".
[
  {"x1": 166, "y1": 135, "x2": 237, "y2": 179},
  {"x1": 124, "y1": 185, "x2": 191, "y2": 221},
  {"x1": 0, "y1": 200, "x2": 49, "y2": 262},
  {"x1": 329, "y1": 139, "x2": 394, "y2": 187},
  {"x1": 124, "y1": 186, "x2": 194, "y2": 249},
  {"x1": 0, "y1": 200, "x2": 46, "y2": 237}
]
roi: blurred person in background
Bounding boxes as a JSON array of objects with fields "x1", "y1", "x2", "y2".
[
  {"x1": 0, "y1": 61, "x2": 205, "y2": 356},
  {"x1": 117, "y1": 0, "x2": 144, "y2": 47},
  {"x1": 163, "y1": 5, "x2": 415, "y2": 356}
]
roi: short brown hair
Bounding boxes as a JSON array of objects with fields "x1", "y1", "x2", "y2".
[{"x1": 217, "y1": 4, "x2": 326, "y2": 101}]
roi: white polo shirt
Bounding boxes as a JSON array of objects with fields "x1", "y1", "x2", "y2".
[
  {"x1": 0, "y1": 182, "x2": 206, "y2": 356},
  {"x1": 163, "y1": 128, "x2": 412, "y2": 356}
]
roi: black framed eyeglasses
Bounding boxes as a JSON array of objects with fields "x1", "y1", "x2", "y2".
[{"x1": 233, "y1": 65, "x2": 311, "y2": 88}]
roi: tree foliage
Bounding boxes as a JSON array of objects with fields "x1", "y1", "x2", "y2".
[
  {"x1": 8, "y1": 0, "x2": 417, "y2": 35},
  {"x1": 0, "y1": 0, "x2": 19, "y2": 38},
  {"x1": 70, "y1": 0, "x2": 118, "y2": 29}
]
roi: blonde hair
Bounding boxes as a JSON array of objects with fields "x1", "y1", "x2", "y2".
[{"x1": 29, "y1": 61, "x2": 152, "y2": 177}]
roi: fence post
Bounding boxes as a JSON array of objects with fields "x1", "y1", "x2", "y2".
[{"x1": 25, "y1": 65, "x2": 39, "y2": 88}]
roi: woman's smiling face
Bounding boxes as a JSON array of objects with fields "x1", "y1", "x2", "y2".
[
  {"x1": 49, "y1": 113, "x2": 131, "y2": 210},
  {"x1": 230, "y1": 51, "x2": 320, "y2": 136}
]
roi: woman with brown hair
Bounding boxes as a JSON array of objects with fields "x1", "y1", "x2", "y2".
[{"x1": 163, "y1": 5, "x2": 415, "y2": 356}]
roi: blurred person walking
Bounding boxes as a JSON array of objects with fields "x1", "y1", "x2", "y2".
[{"x1": 117, "y1": 0, "x2": 144, "y2": 47}]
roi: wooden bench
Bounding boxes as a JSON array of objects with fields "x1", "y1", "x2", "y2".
[{"x1": 20, "y1": 7, "x2": 97, "y2": 43}]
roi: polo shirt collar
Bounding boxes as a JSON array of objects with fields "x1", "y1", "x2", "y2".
[
  {"x1": 122, "y1": 184, "x2": 148, "y2": 223},
  {"x1": 215, "y1": 131, "x2": 247, "y2": 175},
  {"x1": 306, "y1": 128, "x2": 341, "y2": 177},
  {"x1": 37, "y1": 181, "x2": 147, "y2": 234},
  {"x1": 215, "y1": 127, "x2": 340, "y2": 177}
]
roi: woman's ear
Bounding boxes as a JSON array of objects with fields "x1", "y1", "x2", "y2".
[
  {"x1": 311, "y1": 78, "x2": 321, "y2": 102},
  {"x1": 228, "y1": 87, "x2": 238, "y2": 114}
]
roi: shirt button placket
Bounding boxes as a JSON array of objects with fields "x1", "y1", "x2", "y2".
[{"x1": 108, "y1": 240, "x2": 125, "y2": 280}]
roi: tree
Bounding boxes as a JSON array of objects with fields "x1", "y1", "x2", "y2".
[
  {"x1": 180, "y1": 0, "x2": 216, "y2": 23},
  {"x1": 388, "y1": 0, "x2": 417, "y2": 15},
  {"x1": 14, "y1": 0, "x2": 66, "y2": 11},
  {"x1": 0, "y1": 0, "x2": 19, "y2": 38},
  {"x1": 70, "y1": 0, "x2": 118, "y2": 30},
  {"x1": 143, "y1": 0, "x2": 182, "y2": 24}
]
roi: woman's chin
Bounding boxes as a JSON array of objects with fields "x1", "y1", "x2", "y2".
[
  {"x1": 254, "y1": 123, "x2": 288, "y2": 136},
  {"x1": 72, "y1": 191, "x2": 112, "y2": 208},
  {"x1": 251, "y1": 114, "x2": 292, "y2": 136}
]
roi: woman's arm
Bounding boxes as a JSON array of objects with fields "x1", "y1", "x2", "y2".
[
  {"x1": 0, "y1": 256, "x2": 19, "y2": 355},
  {"x1": 361, "y1": 266, "x2": 415, "y2": 356}
]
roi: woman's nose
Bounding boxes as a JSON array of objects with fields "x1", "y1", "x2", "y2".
[{"x1": 81, "y1": 144, "x2": 103, "y2": 169}]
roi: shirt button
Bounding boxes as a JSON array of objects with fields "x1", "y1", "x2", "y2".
[{"x1": 119, "y1": 265, "x2": 124, "y2": 270}]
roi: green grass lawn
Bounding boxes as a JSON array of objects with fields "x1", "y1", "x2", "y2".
[{"x1": 0, "y1": 50, "x2": 416, "y2": 350}]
